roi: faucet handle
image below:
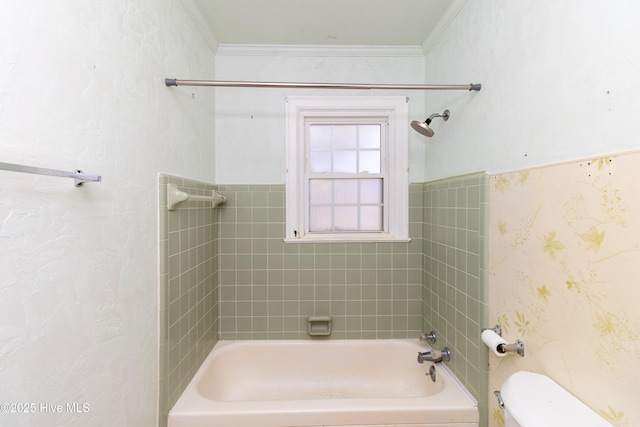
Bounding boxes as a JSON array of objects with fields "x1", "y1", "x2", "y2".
[
  {"x1": 419, "y1": 331, "x2": 437, "y2": 344},
  {"x1": 440, "y1": 347, "x2": 451, "y2": 363},
  {"x1": 417, "y1": 347, "x2": 451, "y2": 364}
]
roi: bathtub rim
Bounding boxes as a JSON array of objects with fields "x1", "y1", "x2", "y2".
[
  {"x1": 169, "y1": 338, "x2": 479, "y2": 426},
  {"x1": 205, "y1": 339, "x2": 478, "y2": 404}
]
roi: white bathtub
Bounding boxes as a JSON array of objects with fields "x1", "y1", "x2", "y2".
[{"x1": 168, "y1": 339, "x2": 479, "y2": 427}]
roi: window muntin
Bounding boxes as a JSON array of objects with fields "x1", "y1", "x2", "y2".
[
  {"x1": 306, "y1": 122, "x2": 386, "y2": 234},
  {"x1": 308, "y1": 178, "x2": 383, "y2": 232}
]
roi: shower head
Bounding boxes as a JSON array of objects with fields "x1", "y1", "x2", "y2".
[{"x1": 411, "y1": 109, "x2": 450, "y2": 137}]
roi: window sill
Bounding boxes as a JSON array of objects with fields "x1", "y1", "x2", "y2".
[{"x1": 284, "y1": 235, "x2": 412, "y2": 244}]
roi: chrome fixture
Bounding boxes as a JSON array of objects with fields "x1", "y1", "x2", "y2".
[
  {"x1": 165, "y1": 78, "x2": 482, "y2": 92},
  {"x1": 0, "y1": 161, "x2": 101, "y2": 187},
  {"x1": 482, "y1": 324, "x2": 525, "y2": 357},
  {"x1": 410, "y1": 109, "x2": 450, "y2": 137},
  {"x1": 483, "y1": 325, "x2": 502, "y2": 336},
  {"x1": 498, "y1": 340, "x2": 525, "y2": 357},
  {"x1": 417, "y1": 347, "x2": 451, "y2": 364},
  {"x1": 418, "y1": 331, "x2": 437, "y2": 345},
  {"x1": 426, "y1": 365, "x2": 437, "y2": 382}
]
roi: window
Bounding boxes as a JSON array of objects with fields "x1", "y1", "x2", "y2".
[
  {"x1": 308, "y1": 121, "x2": 385, "y2": 233},
  {"x1": 285, "y1": 96, "x2": 409, "y2": 242}
]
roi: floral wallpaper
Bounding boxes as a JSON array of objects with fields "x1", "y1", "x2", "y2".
[{"x1": 488, "y1": 152, "x2": 640, "y2": 427}]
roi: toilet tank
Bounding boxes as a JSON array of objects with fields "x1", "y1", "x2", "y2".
[{"x1": 500, "y1": 371, "x2": 611, "y2": 427}]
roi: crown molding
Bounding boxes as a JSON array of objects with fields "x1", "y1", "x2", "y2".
[
  {"x1": 215, "y1": 44, "x2": 425, "y2": 58},
  {"x1": 180, "y1": 0, "x2": 219, "y2": 53},
  {"x1": 422, "y1": 0, "x2": 469, "y2": 54}
]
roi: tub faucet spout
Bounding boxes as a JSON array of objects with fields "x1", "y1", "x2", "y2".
[{"x1": 417, "y1": 347, "x2": 451, "y2": 364}]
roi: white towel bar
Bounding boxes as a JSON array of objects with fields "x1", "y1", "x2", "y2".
[{"x1": 167, "y1": 183, "x2": 226, "y2": 210}]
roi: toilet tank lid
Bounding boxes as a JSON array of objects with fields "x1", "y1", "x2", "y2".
[{"x1": 500, "y1": 371, "x2": 612, "y2": 427}]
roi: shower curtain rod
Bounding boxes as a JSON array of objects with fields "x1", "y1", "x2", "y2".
[{"x1": 165, "y1": 78, "x2": 481, "y2": 91}]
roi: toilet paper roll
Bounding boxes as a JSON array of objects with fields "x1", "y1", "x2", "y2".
[{"x1": 482, "y1": 329, "x2": 508, "y2": 357}]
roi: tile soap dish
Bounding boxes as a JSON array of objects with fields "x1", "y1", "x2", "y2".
[{"x1": 307, "y1": 315, "x2": 332, "y2": 336}]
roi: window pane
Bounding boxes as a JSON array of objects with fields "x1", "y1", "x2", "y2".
[
  {"x1": 309, "y1": 206, "x2": 332, "y2": 232},
  {"x1": 334, "y1": 180, "x2": 358, "y2": 204},
  {"x1": 310, "y1": 125, "x2": 332, "y2": 150},
  {"x1": 359, "y1": 125, "x2": 380, "y2": 149},
  {"x1": 333, "y1": 151, "x2": 357, "y2": 173},
  {"x1": 310, "y1": 152, "x2": 331, "y2": 173},
  {"x1": 360, "y1": 206, "x2": 382, "y2": 231},
  {"x1": 332, "y1": 125, "x2": 357, "y2": 149},
  {"x1": 360, "y1": 179, "x2": 383, "y2": 204},
  {"x1": 358, "y1": 151, "x2": 380, "y2": 173},
  {"x1": 309, "y1": 179, "x2": 332, "y2": 204},
  {"x1": 334, "y1": 206, "x2": 358, "y2": 230}
]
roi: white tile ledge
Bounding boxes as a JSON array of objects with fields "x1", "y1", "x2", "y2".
[{"x1": 284, "y1": 236, "x2": 412, "y2": 244}]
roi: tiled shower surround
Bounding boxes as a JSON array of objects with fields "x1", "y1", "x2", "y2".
[
  {"x1": 158, "y1": 174, "x2": 489, "y2": 425},
  {"x1": 158, "y1": 174, "x2": 220, "y2": 427},
  {"x1": 217, "y1": 184, "x2": 425, "y2": 339},
  {"x1": 422, "y1": 173, "x2": 490, "y2": 425}
]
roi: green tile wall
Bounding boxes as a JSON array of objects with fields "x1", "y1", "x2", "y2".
[
  {"x1": 217, "y1": 184, "x2": 424, "y2": 339},
  {"x1": 158, "y1": 174, "x2": 219, "y2": 427},
  {"x1": 422, "y1": 172, "x2": 489, "y2": 427},
  {"x1": 157, "y1": 177, "x2": 490, "y2": 426}
]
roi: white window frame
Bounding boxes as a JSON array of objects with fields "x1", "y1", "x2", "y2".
[{"x1": 285, "y1": 96, "x2": 409, "y2": 243}]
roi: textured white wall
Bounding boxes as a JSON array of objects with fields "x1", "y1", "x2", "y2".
[
  {"x1": 214, "y1": 46, "x2": 427, "y2": 183},
  {"x1": 0, "y1": 1, "x2": 214, "y2": 425},
  {"x1": 422, "y1": 0, "x2": 640, "y2": 181}
]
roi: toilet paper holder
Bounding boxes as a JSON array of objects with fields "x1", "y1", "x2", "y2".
[{"x1": 483, "y1": 324, "x2": 525, "y2": 357}]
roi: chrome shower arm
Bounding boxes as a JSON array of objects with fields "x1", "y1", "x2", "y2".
[{"x1": 427, "y1": 110, "x2": 450, "y2": 122}]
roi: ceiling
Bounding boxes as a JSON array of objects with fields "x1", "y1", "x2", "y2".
[{"x1": 190, "y1": 0, "x2": 453, "y2": 46}]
